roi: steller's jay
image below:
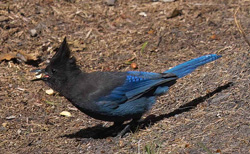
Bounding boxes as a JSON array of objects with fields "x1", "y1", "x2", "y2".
[{"x1": 32, "y1": 38, "x2": 221, "y2": 136}]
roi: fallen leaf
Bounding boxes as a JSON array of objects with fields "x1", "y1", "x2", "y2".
[
  {"x1": 0, "y1": 53, "x2": 16, "y2": 61},
  {"x1": 19, "y1": 51, "x2": 38, "y2": 61},
  {"x1": 148, "y1": 30, "x2": 154, "y2": 34},
  {"x1": 0, "y1": 51, "x2": 38, "y2": 63}
]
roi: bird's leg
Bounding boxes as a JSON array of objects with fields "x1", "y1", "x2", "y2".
[
  {"x1": 111, "y1": 121, "x2": 124, "y2": 128},
  {"x1": 117, "y1": 118, "x2": 142, "y2": 138}
]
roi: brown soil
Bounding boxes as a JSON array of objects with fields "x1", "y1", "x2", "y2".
[{"x1": 0, "y1": 0, "x2": 249, "y2": 153}]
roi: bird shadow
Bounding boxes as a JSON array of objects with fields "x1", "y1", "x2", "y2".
[{"x1": 62, "y1": 82, "x2": 232, "y2": 139}]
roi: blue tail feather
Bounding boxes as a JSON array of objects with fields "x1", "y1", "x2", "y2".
[{"x1": 165, "y1": 54, "x2": 221, "y2": 78}]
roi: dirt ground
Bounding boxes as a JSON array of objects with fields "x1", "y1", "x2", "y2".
[{"x1": 0, "y1": 0, "x2": 249, "y2": 153}]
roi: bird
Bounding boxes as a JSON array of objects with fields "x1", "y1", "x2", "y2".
[{"x1": 32, "y1": 37, "x2": 221, "y2": 136}]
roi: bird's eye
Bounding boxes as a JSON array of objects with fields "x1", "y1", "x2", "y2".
[{"x1": 51, "y1": 69, "x2": 56, "y2": 74}]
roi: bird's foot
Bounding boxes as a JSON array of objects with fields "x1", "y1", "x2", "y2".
[
  {"x1": 116, "y1": 124, "x2": 131, "y2": 138},
  {"x1": 116, "y1": 119, "x2": 143, "y2": 137},
  {"x1": 94, "y1": 120, "x2": 142, "y2": 138}
]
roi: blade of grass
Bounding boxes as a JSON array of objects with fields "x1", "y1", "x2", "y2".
[
  {"x1": 44, "y1": 100, "x2": 56, "y2": 105},
  {"x1": 141, "y1": 41, "x2": 148, "y2": 54}
]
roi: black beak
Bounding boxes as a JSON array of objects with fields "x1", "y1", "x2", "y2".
[
  {"x1": 30, "y1": 69, "x2": 49, "y2": 81},
  {"x1": 31, "y1": 78, "x2": 45, "y2": 81},
  {"x1": 30, "y1": 69, "x2": 44, "y2": 74}
]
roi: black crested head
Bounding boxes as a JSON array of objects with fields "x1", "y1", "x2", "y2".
[
  {"x1": 41, "y1": 37, "x2": 81, "y2": 92},
  {"x1": 50, "y1": 37, "x2": 70, "y2": 66}
]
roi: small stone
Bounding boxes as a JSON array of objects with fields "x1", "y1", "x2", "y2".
[
  {"x1": 139, "y1": 12, "x2": 147, "y2": 17},
  {"x1": 45, "y1": 89, "x2": 54, "y2": 95},
  {"x1": 105, "y1": 0, "x2": 116, "y2": 6},
  {"x1": 30, "y1": 29, "x2": 37, "y2": 37}
]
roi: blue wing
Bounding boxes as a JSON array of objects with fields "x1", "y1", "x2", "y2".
[{"x1": 98, "y1": 71, "x2": 177, "y2": 105}]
